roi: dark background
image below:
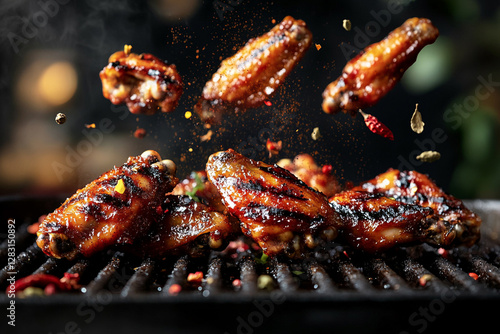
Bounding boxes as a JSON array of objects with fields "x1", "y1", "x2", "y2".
[{"x1": 1, "y1": 0, "x2": 499, "y2": 198}]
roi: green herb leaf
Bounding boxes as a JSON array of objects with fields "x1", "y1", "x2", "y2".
[{"x1": 186, "y1": 173, "x2": 205, "y2": 202}]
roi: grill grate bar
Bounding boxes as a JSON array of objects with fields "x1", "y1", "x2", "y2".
[
  {"x1": 398, "y1": 258, "x2": 448, "y2": 291},
  {"x1": 32, "y1": 257, "x2": 61, "y2": 276},
  {"x1": 338, "y1": 260, "x2": 374, "y2": 292},
  {"x1": 203, "y1": 256, "x2": 223, "y2": 295},
  {"x1": 271, "y1": 260, "x2": 298, "y2": 292},
  {"x1": 239, "y1": 257, "x2": 258, "y2": 293},
  {"x1": 367, "y1": 258, "x2": 412, "y2": 292},
  {"x1": 469, "y1": 256, "x2": 500, "y2": 288},
  {"x1": 425, "y1": 253, "x2": 482, "y2": 292},
  {"x1": 161, "y1": 256, "x2": 188, "y2": 296},
  {"x1": 84, "y1": 252, "x2": 123, "y2": 295},
  {"x1": 120, "y1": 258, "x2": 156, "y2": 297},
  {"x1": 308, "y1": 262, "x2": 337, "y2": 293},
  {"x1": 0, "y1": 242, "x2": 45, "y2": 288}
]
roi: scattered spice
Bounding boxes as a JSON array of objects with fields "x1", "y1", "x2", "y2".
[
  {"x1": 359, "y1": 110, "x2": 394, "y2": 140},
  {"x1": 11, "y1": 272, "x2": 81, "y2": 296},
  {"x1": 232, "y1": 279, "x2": 241, "y2": 287},
  {"x1": 168, "y1": 283, "x2": 182, "y2": 295},
  {"x1": 264, "y1": 101, "x2": 272, "y2": 106},
  {"x1": 311, "y1": 127, "x2": 321, "y2": 140},
  {"x1": 343, "y1": 19, "x2": 352, "y2": 31},
  {"x1": 187, "y1": 271, "x2": 204, "y2": 284},
  {"x1": 410, "y1": 103, "x2": 425, "y2": 134},
  {"x1": 257, "y1": 275, "x2": 274, "y2": 290},
  {"x1": 419, "y1": 274, "x2": 433, "y2": 287},
  {"x1": 185, "y1": 173, "x2": 205, "y2": 202},
  {"x1": 292, "y1": 271, "x2": 304, "y2": 276},
  {"x1": 255, "y1": 253, "x2": 269, "y2": 265},
  {"x1": 185, "y1": 111, "x2": 192, "y2": 119},
  {"x1": 469, "y1": 272, "x2": 479, "y2": 280},
  {"x1": 416, "y1": 151, "x2": 441, "y2": 163},
  {"x1": 55, "y1": 113, "x2": 66, "y2": 125},
  {"x1": 322, "y1": 164, "x2": 333, "y2": 175},
  {"x1": 133, "y1": 128, "x2": 147, "y2": 139},
  {"x1": 124, "y1": 44, "x2": 132, "y2": 55},
  {"x1": 200, "y1": 130, "x2": 213, "y2": 142},
  {"x1": 266, "y1": 139, "x2": 282, "y2": 158},
  {"x1": 114, "y1": 179, "x2": 126, "y2": 194},
  {"x1": 85, "y1": 123, "x2": 96, "y2": 129},
  {"x1": 315, "y1": 44, "x2": 322, "y2": 51}
]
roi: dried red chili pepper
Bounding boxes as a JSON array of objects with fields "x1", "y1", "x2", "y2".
[
  {"x1": 11, "y1": 274, "x2": 67, "y2": 294},
  {"x1": 359, "y1": 110, "x2": 394, "y2": 141}
]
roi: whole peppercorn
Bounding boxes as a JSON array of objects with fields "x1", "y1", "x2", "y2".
[{"x1": 55, "y1": 113, "x2": 66, "y2": 125}]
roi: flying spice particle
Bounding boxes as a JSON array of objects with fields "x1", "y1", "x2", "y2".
[
  {"x1": 410, "y1": 103, "x2": 425, "y2": 134},
  {"x1": 343, "y1": 19, "x2": 352, "y2": 31},
  {"x1": 55, "y1": 113, "x2": 66, "y2": 125},
  {"x1": 168, "y1": 284, "x2": 182, "y2": 295},
  {"x1": 266, "y1": 139, "x2": 282, "y2": 158},
  {"x1": 315, "y1": 44, "x2": 322, "y2": 51},
  {"x1": 264, "y1": 101, "x2": 272, "y2": 106},
  {"x1": 200, "y1": 130, "x2": 213, "y2": 142},
  {"x1": 359, "y1": 110, "x2": 394, "y2": 140},
  {"x1": 311, "y1": 127, "x2": 321, "y2": 140},
  {"x1": 85, "y1": 123, "x2": 96, "y2": 129},
  {"x1": 185, "y1": 111, "x2": 192, "y2": 119},
  {"x1": 133, "y1": 128, "x2": 147, "y2": 139},
  {"x1": 124, "y1": 44, "x2": 132, "y2": 55},
  {"x1": 114, "y1": 179, "x2": 126, "y2": 194},
  {"x1": 419, "y1": 274, "x2": 433, "y2": 287},
  {"x1": 416, "y1": 151, "x2": 441, "y2": 163}
]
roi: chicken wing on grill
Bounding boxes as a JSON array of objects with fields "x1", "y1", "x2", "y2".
[
  {"x1": 130, "y1": 195, "x2": 238, "y2": 258},
  {"x1": 329, "y1": 190, "x2": 438, "y2": 252},
  {"x1": 322, "y1": 17, "x2": 439, "y2": 115},
  {"x1": 100, "y1": 50, "x2": 183, "y2": 115},
  {"x1": 195, "y1": 16, "x2": 312, "y2": 123},
  {"x1": 206, "y1": 149, "x2": 340, "y2": 257},
  {"x1": 352, "y1": 169, "x2": 482, "y2": 248},
  {"x1": 36, "y1": 150, "x2": 178, "y2": 260}
]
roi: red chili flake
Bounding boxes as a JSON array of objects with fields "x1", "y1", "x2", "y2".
[
  {"x1": 134, "y1": 128, "x2": 147, "y2": 139},
  {"x1": 266, "y1": 139, "x2": 282, "y2": 158},
  {"x1": 187, "y1": 271, "x2": 204, "y2": 284},
  {"x1": 322, "y1": 164, "x2": 333, "y2": 175},
  {"x1": 359, "y1": 110, "x2": 394, "y2": 140},
  {"x1": 85, "y1": 123, "x2": 96, "y2": 129},
  {"x1": 264, "y1": 101, "x2": 272, "y2": 106},
  {"x1": 60, "y1": 272, "x2": 81, "y2": 289},
  {"x1": 168, "y1": 284, "x2": 182, "y2": 295},
  {"x1": 156, "y1": 206, "x2": 163, "y2": 216},
  {"x1": 343, "y1": 250, "x2": 349, "y2": 259},
  {"x1": 232, "y1": 279, "x2": 241, "y2": 287},
  {"x1": 469, "y1": 272, "x2": 479, "y2": 280},
  {"x1": 11, "y1": 274, "x2": 67, "y2": 294},
  {"x1": 437, "y1": 248, "x2": 449, "y2": 259},
  {"x1": 419, "y1": 274, "x2": 433, "y2": 287}
]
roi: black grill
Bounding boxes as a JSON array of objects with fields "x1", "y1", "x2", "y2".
[{"x1": 1, "y1": 196, "x2": 500, "y2": 334}]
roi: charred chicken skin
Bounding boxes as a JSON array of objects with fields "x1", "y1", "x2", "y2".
[
  {"x1": 322, "y1": 17, "x2": 439, "y2": 116},
  {"x1": 206, "y1": 149, "x2": 340, "y2": 257},
  {"x1": 195, "y1": 16, "x2": 312, "y2": 123},
  {"x1": 329, "y1": 191, "x2": 438, "y2": 252},
  {"x1": 131, "y1": 195, "x2": 237, "y2": 258},
  {"x1": 100, "y1": 51, "x2": 183, "y2": 115},
  {"x1": 36, "y1": 150, "x2": 178, "y2": 260},
  {"x1": 353, "y1": 169, "x2": 482, "y2": 248}
]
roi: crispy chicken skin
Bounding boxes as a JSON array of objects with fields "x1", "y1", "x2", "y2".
[
  {"x1": 322, "y1": 18, "x2": 439, "y2": 115},
  {"x1": 353, "y1": 169, "x2": 482, "y2": 248},
  {"x1": 36, "y1": 150, "x2": 178, "y2": 260},
  {"x1": 100, "y1": 51, "x2": 183, "y2": 115},
  {"x1": 206, "y1": 149, "x2": 339, "y2": 257},
  {"x1": 329, "y1": 191, "x2": 437, "y2": 252},
  {"x1": 277, "y1": 154, "x2": 340, "y2": 197},
  {"x1": 131, "y1": 195, "x2": 237, "y2": 258},
  {"x1": 195, "y1": 16, "x2": 312, "y2": 123}
]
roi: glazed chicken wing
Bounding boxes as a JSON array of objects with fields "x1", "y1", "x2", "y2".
[
  {"x1": 131, "y1": 195, "x2": 238, "y2": 258},
  {"x1": 36, "y1": 150, "x2": 178, "y2": 260},
  {"x1": 329, "y1": 191, "x2": 438, "y2": 252},
  {"x1": 206, "y1": 149, "x2": 340, "y2": 257},
  {"x1": 353, "y1": 169, "x2": 482, "y2": 248},
  {"x1": 100, "y1": 50, "x2": 183, "y2": 115},
  {"x1": 322, "y1": 17, "x2": 439, "y2": 115},
  {"x1": 195, "y1": 16, "x2": 312, "y2": 123}
]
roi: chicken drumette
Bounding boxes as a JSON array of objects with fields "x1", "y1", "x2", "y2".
[
  {"x1": 206, "y1": 149, "x2": 340, "y2": 257},
  {"x1": 37, "y1": 150, "x2": 178, "y2": 260}
]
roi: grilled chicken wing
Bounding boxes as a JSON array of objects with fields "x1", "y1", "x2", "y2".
[
  {"x1": 277, "y1": 154, "x2": 340, "y2": 197},
  {"x1": 100, "y1": 50, "x2": 183, "y2": 115},
  {"x1": 131, "y1": 195, "x2": 237, "y2": 258},
  {"x1": 36, "y1": 150, "x2": 178, "y2": 260},
  {"x1": 195, "y1": 16, "x2": 312, "y2": 123},
  {"x1": 206, "y1": 149, "x2": 340, "y2": 257},
  {"x1": 322, "y1": 17, "x2": 439, "y2": 115},
  {"x1": 353, "y1": 169, "x2": 482, "y2": 248},
  {"x1": 329, "y1": 191, "x2": 438, "y2": 252}
]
